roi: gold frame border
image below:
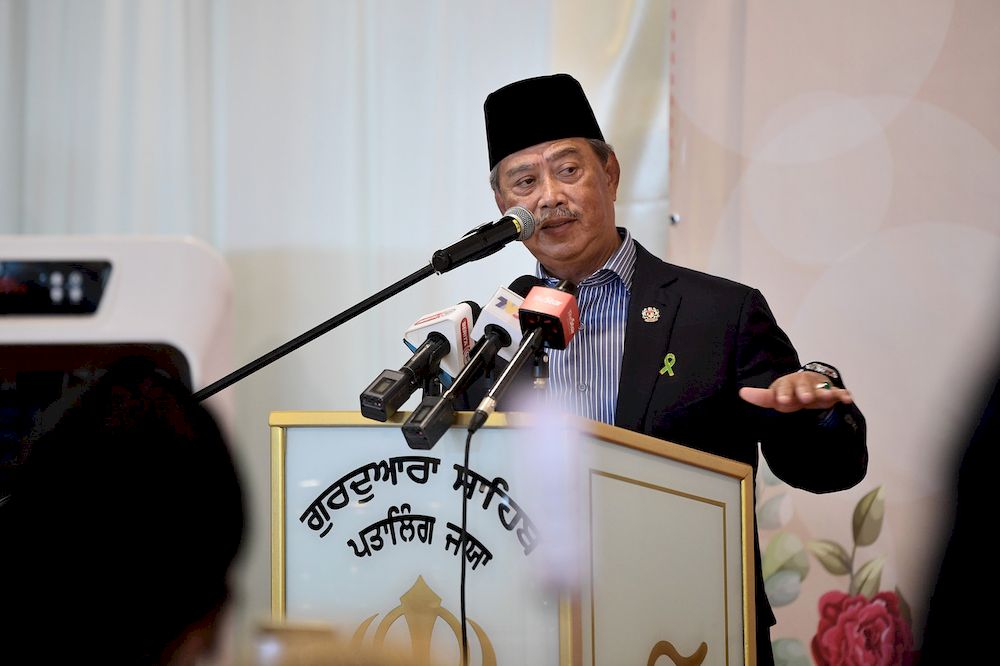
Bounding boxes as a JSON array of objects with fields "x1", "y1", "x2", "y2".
[
  {"x1": 570, "y1": 416, "x2": 756, "y2": 665},
  {"x1": 741, "y1": 471, "x2": 756, "y2": 665},
  {"x1": 587, "y1": 470, "x2": 732, "y2": 665},
  {"x1": 270, "y1": 424, "x2": 286, "y2": 620},
  {"x1": 269, "y1": 410, "x2": 755, "y2": 665}
]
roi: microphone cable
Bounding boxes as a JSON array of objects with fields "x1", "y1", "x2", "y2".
[
  {"x1": 459, "y1": 427, "x2": 474, "y2": 666},
  {"x1": 455, "y1": 274, "x2": 549, "y2": 665}
]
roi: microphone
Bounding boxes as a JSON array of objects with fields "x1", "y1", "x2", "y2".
[
  {"x1": 401, "y1": 275, "x2": 544, "y2": 449},
  {"x1": 468, "y1": 280, "x2": 579, "y2": 434},
  {"x1": 403, "y1": 302, "x2": 480, "y2": 384},
  {"x1": 469, "y1": 274, "x2": 544, "y2": 363},
  {"x1": 430, "y1": 207, "x2": 535, "y2": 274},
  {"x1": 360, "y1": 301, "x2": 480, "y2": 422}
]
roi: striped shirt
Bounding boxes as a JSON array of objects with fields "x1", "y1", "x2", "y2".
[{"x1": 536, "y1": 228, "x2": 635, "y2": 424}]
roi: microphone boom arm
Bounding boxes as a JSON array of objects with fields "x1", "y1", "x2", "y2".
[{"x1": 193, "y1": 263, "x2": 436, "y2": 401}]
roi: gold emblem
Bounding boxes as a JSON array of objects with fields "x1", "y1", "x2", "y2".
[
  {"x1": 353, "y1": 576, "x2": 496, "y2": 665},
  {"x1": 641, "y1": 306, "x2": 660, "y2": 323}
]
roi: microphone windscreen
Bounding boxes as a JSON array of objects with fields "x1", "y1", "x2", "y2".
[
  {"x1": 508, "y1": 274, "x2": 545, "y2": 298},
  {"x1": 504, "y1": 206, "x2": 536, "y2": 241}
]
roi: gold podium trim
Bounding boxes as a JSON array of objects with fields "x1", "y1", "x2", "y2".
[{"x1": 270, "y1": 423, "x2": 286, "y2": 620}]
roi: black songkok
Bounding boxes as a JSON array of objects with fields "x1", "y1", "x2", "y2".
[{"x1": 484, "y1": 73, "x2": 605, "y2": 170}]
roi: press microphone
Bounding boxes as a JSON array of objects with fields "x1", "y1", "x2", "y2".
[
  {"x1": 360, "y1": 301, "x2": 480, "y2": 422},
  {"x1": 469, "y1": 274, "x2": 544, "y2": 363},
  {"x1": 403, "y1": 302, "x2": 482, "y2": 384},
  {"x1": 468, "y1": 280, "x2": 579, "y2": 433},
  {"x1": 430, "y1": 207, "x2": 536, "y2": 274},
  {"x1": 401, "y1": 275, "x2": 544, "y2": 449}
]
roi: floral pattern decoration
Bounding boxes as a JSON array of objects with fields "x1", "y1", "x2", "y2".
[{"x1": 757, "y1": 464, "x2": 916, "y2": 666}]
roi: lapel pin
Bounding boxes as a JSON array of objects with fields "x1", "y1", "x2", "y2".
[
  {"x1": 659, "y1": 353, "x2": 676, "y2": 376},
  {"x1": 641, "y1": 306, "x2": 660, "y2": 323}
]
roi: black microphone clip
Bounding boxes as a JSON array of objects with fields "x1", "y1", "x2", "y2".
[{"x1": 359, "y1": 333, "x2": 449, "y2": 422}]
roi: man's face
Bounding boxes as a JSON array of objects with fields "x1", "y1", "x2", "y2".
[{"x1": 494, "y1": 138, "x2": 621, "y2": 284}]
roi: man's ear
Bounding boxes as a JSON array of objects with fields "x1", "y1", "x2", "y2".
[
  {"x1": 605, "y1": 152, "x2": 621, "y2": 202},
  {"x1": 494, "y1": 188, "x2": 506, "y2": 214}
]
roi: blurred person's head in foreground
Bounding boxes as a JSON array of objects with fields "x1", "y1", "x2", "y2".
[{"x1": 0, "y1": 357, "x2": 246, "y2": 665}]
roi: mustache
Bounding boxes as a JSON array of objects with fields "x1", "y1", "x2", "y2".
[{"x1": 537, "y1": 206, "x2": 580, "y2": 225}]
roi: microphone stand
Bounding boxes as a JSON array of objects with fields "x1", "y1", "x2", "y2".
[
  {"x1": 193, "y1": 264, "x2": 435, "y2": 402},
  {"x1": 193, "y1": 211, "x2": 535, "y2": 402},
  {"x1": 532, "y1": 348, "x2": 549, "y2": 390}
]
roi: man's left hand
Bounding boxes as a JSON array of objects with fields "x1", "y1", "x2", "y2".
[{"x1": 739, "y1": 371, "x2": 853, "y2": 413}]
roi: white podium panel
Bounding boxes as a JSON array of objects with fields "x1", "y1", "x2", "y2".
[{"x1": 271, "y1": 412, "x2": 754, "y2": 666}]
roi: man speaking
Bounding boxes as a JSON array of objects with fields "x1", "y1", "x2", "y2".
[{"x1": 482, "y1": 73, "x2": 867, "y2": 665}]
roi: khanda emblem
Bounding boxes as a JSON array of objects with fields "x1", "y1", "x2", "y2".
[
  {"x1": 352, "y1": 576, "x2": 496, "y2": 666},
  {"x1": 647, "y1": 640, "x2": 708, "y2": 665}
]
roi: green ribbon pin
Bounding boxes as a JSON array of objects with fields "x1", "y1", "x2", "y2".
[{"x1": 659, "y1": 353, "x2": 676, "y2": 376}]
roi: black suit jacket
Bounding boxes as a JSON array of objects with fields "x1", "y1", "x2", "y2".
[
  {"x1": 616, "y1": 241, "x2": 868, "y2": 629},
  {"x1": 476, "y1": 239, "x2": 867, "y2": 639}
]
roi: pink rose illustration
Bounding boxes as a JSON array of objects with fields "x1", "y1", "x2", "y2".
[{"x1": 811, "y1": 590, "x2": 914, "y2": 666}]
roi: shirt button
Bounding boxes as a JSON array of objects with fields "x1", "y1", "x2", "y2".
[{"x1": 577, "y1": 383, "x2": 588, "y2": 392}]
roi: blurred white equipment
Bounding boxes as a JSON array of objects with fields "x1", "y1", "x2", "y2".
[{"x1": 0, "y1": 235, "x2": 235, "y2": 457}]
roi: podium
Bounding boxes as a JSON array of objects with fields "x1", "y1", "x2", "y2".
[{"x1": 270, "y1": 411, "x2": 756, "y2": 665}]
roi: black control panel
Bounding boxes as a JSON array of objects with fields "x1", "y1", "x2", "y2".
[{"x1": 0, "y1": 260, "x2": 112, "y2": 315}]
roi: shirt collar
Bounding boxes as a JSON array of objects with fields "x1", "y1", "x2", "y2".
[{"x1": 536, "y1": 227, "x2": 635, "y2": 291}]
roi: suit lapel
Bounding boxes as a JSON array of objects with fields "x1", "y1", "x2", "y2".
[{"x1": 615, "y1": 243, "x2": 680, "y2": 431}]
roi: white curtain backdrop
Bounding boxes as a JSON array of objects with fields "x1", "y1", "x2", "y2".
[
  {"x1": 0, "y1": 0, "x2": 216, "y2": 237},
  {"x1": 1, "y1": 0, "x2": 670, "y2": 659}
]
